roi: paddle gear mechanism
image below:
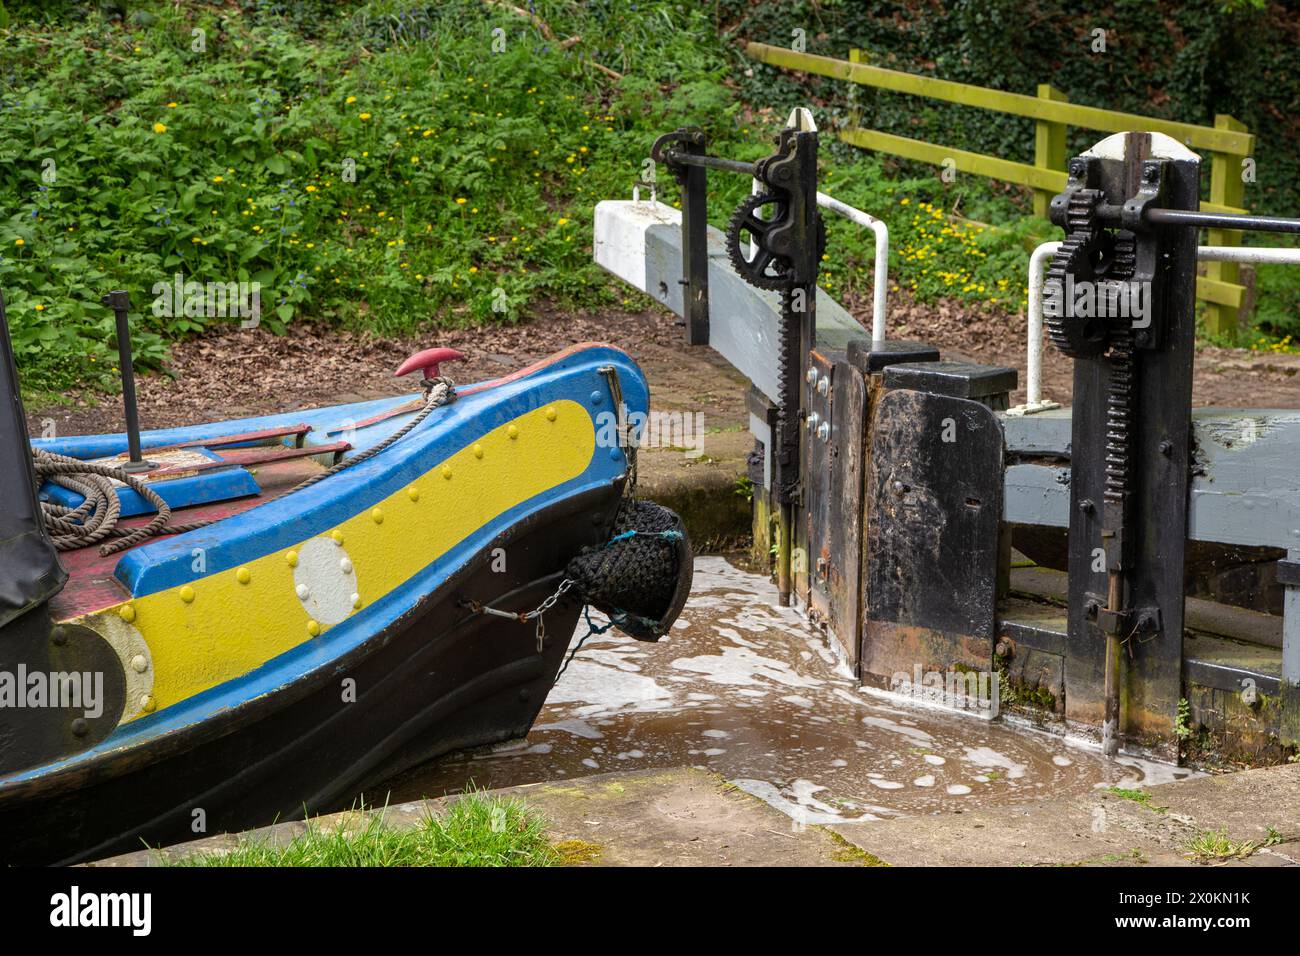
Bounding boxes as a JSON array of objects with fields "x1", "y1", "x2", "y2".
[{"x1": 725, "y1": 191, "x2": 827, "y2": 291}]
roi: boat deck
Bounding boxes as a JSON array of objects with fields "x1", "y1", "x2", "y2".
[{"x1": 48, "y1": 455, "x2": 325, "y2": 622}]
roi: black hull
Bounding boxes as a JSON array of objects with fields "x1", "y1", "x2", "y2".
[{"x1": 0, "y1": 483, "x2": 623, "y2": 865}]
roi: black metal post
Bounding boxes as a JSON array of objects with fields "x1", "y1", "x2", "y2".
[
  {"x1": 101, "y1": 290, "x2": 153, "y2": 474},
  {"x1": 677, "y1": 132, "x2": 710, "y2": 346}
]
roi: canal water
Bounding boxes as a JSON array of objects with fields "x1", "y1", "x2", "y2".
[{"x1": 384, "y1": 557, "x2": 1193, "y2": 826}]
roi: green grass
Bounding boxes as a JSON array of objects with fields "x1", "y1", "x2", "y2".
[
  {"x1": 174, "y1": 792, "x2": 559, "y2": 867},
  {"x1": 1105, "y1": 786, "x2": 1168, "y2": 814},
  {"x1": 1183, "y1": 827, "x2": 1262, "y2": 864}
]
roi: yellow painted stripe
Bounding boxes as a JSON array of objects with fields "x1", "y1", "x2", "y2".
[{"x1": 85, "y1": 401, "x2": 594, "y2": 719}]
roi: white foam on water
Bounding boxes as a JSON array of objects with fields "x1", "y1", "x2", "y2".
[
  {"x1": 701, "y1": 729, "x2": 729, "y2": 738},
  {"x1": 574, "y1": 648, "x2": 644, "y2": 672},
  {"x1": 962, "y1": 746, "x2": 1028, "y2": 780},
  {"x1": 473, "y1": 740, "x2": 552, "y2": 760},
  {"x1": 533, "y1": 718, "x2": 604, "y2": 739},
  {"x1": 946, "y1": 784, "x2": 972, "y2": 795},
  {"x1": 861, "y1": 715, "x2": 934, "y2": 745},
  {"x1": 869, "y1": 779, "x2": 904, "y2": 790},
  {"x1": 913, "y1": 775, "x2": 936, "y2": 787},
  {"x1": 548, "y1": 659, "x2": 673, "y2": 717},
  {"x1": 923, "y1": 754, "x2": 946, "y2": 766},
  {"x1": 782, "y1": 695, "x2": 815, "y2": 708},
  {"x1": 671, "y1": 645, "x2": 824, "y2": 689},
  {"x1": 1052, "y1": 755, "x2": 1073, "y2": 767},
  {"x1": 715, "y1": 626, "x2": 762, "y2": 650}
]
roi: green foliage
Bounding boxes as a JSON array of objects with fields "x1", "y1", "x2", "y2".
[
  {"x1": 176, "y1": 792, "x2": 558, "y2": 867},
  {"x1": 0, "y1": 0, "x2": 752, "y2": 390},
  {"x1": 726, "y1": 0, "x2": 1300, "y2": 343}
]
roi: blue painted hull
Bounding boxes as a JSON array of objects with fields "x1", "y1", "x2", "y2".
[{"x1": 0, "y1": 344, "x2": 649, "y2": 864}]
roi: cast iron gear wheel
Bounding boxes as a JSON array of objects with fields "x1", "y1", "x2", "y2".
[
  {"x1": 725, "y1": 192, "x2": 826, "y2": 290},
  {"x1": 1043, "y1": 188, "x2": 1119, "y2": 359}
]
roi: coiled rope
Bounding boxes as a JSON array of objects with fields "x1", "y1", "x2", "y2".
[{"x1": 34, "y1": 377, "x2": 455, "y2": 557}]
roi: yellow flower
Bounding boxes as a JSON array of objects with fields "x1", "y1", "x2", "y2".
[
  {"x1": 359, "y1": 112, "x2": 371, "y2": 121},
  {"x1": 212, "y1": 175, "x2": 224, "y2": 183},
  {"x1": 153, "y1": 122, "x2": 167, "y2": 134},
  {"x1": 305, "y1": 185, "x2": 317, "y2": 192},
  {"x1": 346, "y1": 96, "x2": 357, "y2": 104},
  {"x1": 411, "y1": 156, "x2": 419, "y2": 164},
  {"x1": 556, "y1": 218, "x2": 569, "y2": 226},
  {"x1": 469, "y1": 266, "x2": 478, "y2": 274},
  {"x1": 33, "y1": 303, "x2": 43, "y2": 311},
  {"x1": 167, "y1": 102, "x2": 178, "y2": 109},
  {"x1": 13, "y1": 238, "x2": 23, "y2": 246},
  {"x1": 455, "y1": 197, "x2": 467, "y2": 205}
]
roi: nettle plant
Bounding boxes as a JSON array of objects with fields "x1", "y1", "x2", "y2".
[{"x1": 0, "y1": 0, "x2": 745, "y2": 392}]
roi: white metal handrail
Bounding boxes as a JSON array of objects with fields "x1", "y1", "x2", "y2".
[{"x1": 1020, "y1": 242, "x2": 1300, "y2": 410}]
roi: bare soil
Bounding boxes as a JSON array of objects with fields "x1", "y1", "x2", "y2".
[{"x1": 25, "y1": 293, "x2": 1300, "y2": 440}]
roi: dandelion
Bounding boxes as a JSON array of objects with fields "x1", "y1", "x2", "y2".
[
  {"x1": 153, "y1": 122, "x2": 167, "y2": 134},
  {"x1": 13, "y1": 238, "x2": 23, "y2": 246},
  {"x1": 359, "y1": 112, "x2": 371, "y2": 121},
  {"x1": 469, "y1": 266, "x2": 478, "y2": 274},
  {"x1": 213, "y1": 175, "x2": 224, "y2": 183},
  {"x1": 167, "y1": 102, "x2": 178, "y2": 109},
  {"x1": 34, "y1": 303, "x2": 43, "y2": 311},
  {"x1": 455, "y1": 198, "x2": 467, "y2": 205},
  {"x1": 346, "y1": 96, "x2": 357, "y2": 104}
]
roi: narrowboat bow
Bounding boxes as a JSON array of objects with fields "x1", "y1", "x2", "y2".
[{"x1": 0, "y1": 296, "x2": 691, "y2": 864}]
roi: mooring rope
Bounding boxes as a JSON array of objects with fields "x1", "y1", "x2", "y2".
[
  {"x1": 34, "y1": 377, "x2": 456, "y2": 557},
  {"x1": 34, "y1": 448, "x2": 212, "y2": 555}
]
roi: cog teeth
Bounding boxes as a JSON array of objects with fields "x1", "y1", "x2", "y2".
[{"x1": 725, "y1": 192, "x2": 791, "y2": 291}]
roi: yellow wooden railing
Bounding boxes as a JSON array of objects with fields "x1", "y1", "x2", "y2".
[{"x1": 746, "y1": 42, "x2": 1257, "y2": 335}]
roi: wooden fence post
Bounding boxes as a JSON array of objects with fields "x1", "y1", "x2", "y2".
[
  {"x1": 847, "y1": 48, "x2": 864, "y2": 129},
  {"x1": 1033, "y1": 84, "x2": 1069, "y2": 219},
  {"x1": 1204, "y1": 113, "x2": 1249, "y2": 340}
]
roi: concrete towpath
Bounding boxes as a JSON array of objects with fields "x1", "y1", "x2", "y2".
[{"x1": 91, "y1": 762, "x2": 1300, "y2": 867}]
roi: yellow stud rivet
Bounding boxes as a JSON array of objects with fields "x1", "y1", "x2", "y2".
[
  {"x1": 473, "y1": 443, "x2": 484, "y2": 459},
  {"x1": 140, "y1": 695, "x2": 156, "y2": 714},
  {"x1": 507, "y1": 424, "x2": 519, "y2": 440},
  {"x1": 286, "y1": 550, "x2": 299, "y2": 567},
  {"x1": 180, "y1": 585, "x2": 196, "y2": 604},
  {"x1": 407, "y1": 484, "x2": 420, "y2": 502},
  {"x1": 118, "y1": 604, "x2": 136, "y2": 624},
  {"x1": 307, "y1": 619, "x2": 321, "y2": 637},
  {"x1": 236, "y1": 566, "x2": 251, "y2": 585},
  {"x1": 331, "y1": 530, "x2": 345, "y2": 545},
  {"x1": 371, "y1": 507, "x2": 384, "y2": 524},
  {"x1": 546, "y1": 406, "x2": 557, "y2": 422},
  {"x1": 441, "y1": 464, "x2": 453, "y2": 480}
]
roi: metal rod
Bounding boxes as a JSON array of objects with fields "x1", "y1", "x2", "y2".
[
  {"x1": 664, "y1": 150, "x2": 758, "y2": 177},
  {"x1": 815, "y1": 191, "x2": 890, "y2": 342},
  {"x1": 1101, "y1": 571, "x2": 1123, "y2": 757},
  {"x1": 1145, "y1": 207, "x2": 1300, "y2": 235},
  {"x1": 101, "y1": 290, "x2": 154, "y2": 474}
]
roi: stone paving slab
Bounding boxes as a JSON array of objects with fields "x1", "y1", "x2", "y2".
[{"x1": 830, "y1": 763, "x2": 1300, "y2": 867}]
